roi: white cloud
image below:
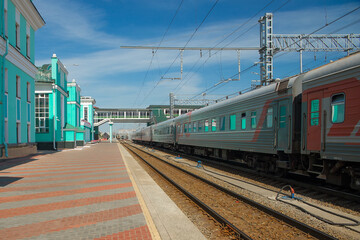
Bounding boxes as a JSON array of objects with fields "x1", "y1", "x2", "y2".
[{"x1": 34, "y1": 0, "x2": 360, "y2": 108}]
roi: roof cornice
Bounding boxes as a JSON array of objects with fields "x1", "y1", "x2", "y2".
[{"x1": 12, "y1": 0, "x2": 45, "y2": 31}]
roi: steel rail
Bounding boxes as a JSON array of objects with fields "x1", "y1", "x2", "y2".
[
  {"x1": 147, "y1": 143, "x2": 360, "y2": 204},
  {"x1": 126, "y1": 142, "x2": 337, "y2": 240},
  {"x1": 123, "y1": 142, "x2": 252, "y2": 240}
]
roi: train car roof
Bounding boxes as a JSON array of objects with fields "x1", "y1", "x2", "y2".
[{"x1": 299, "y1": 52, "x2": 360, "y2": 85}]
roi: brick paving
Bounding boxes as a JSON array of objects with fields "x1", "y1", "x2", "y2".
[{"x1": 0, "y1": 143, "x2": 152, "y2": 240}]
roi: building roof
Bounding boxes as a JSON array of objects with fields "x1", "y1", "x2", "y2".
[{"x1": 35, "y1": 64, "x2": 53, "y2": 82}]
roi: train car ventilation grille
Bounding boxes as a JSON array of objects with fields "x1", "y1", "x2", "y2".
[{"x1": 276, "y1": 79, "x2": 289, "y2": 94}]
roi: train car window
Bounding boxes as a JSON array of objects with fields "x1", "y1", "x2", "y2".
[
  {"x1": 193, "y1": 122, "x2": 197, "y2": 132},
  {"x1": 188, "y1": 123, "x2": 192, "y2": 133},
  {"x1": 180, "y1": 124, "x2": 183, "y2": 133},
  {"x1": 212, "y1": 119, "x2": 217, "y2": 131},
  {"x1": 241, "y1": 113, "x2": 246, "y2": 130},
  {"x1": 280, "y1": 106, "x2": 287, "y2": 128},
  {"x1": 220, "y1": 116, "x2": 226, "y2": 131},
  {"x1": 198, "y1": 121, "x2": 203, "y2": 132},
  {"x1": 331, "y1": 94, "x2": 345, "y2": 123},
  {"x1": 310, "y1": 99, "x2": 320, "y2": 126},
  {"x1": 266, "y1": 108, "x2": 273, "y2": 128},
  {"x1": 251, "y1": 112, "x2": 257, "y2": 129},
  {"x1": 205, "y1": 120, "x2": 209, "y2": 132},
  {"x1": 229, "y1": 114, "x2": 236, "y2": 130},
  {"x1": 184, "y1": 124, "x2": 187, "y2": 133}
]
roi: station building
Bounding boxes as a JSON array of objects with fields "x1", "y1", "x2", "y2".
[
  {"x1": 35, "y1": 55, "x2": 91, "y2": 149},
  {"x1": 0, "y1": 0, "x2": 45, "y2": 158},
  {"x1": 35, "y1": 54, "x2": 69, "y2": 149},
  {"x1": 80, "y1": 96, "x2": 96, "y2": 143},
  {"x1": 64, "y1": 79, "x2": 85, "y2": 147}
]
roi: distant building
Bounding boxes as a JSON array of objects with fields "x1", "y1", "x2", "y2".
[
  {"x1": 35, "y1": 54, "x2": 69, "y2": 149},
  {"x1": 80, "y1": 96, "x2": 96, "y2": 142},
  {"x1": 65, "y1": 79, "x2": 85, "y2": 147},
  {"x1": 0, "y1": 0, "x2": 45, "y2": 158},
  {"x1": 147, "y1": 105, "x2": 203, "y2": 125}
]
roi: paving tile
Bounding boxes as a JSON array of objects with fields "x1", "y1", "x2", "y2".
[{"x1": 0, "y1": 143, "x2": 152, "y2": 240}]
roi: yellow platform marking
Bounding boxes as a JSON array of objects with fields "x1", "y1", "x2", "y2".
[{"x1": 117, "y1": 143, "x2": 161, "y2": 240}]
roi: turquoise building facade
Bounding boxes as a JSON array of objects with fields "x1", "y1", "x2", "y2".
[
  {"x1": 80, "y1": 96, "x2": 96, "y2": 143},
  {"x1": 0, "y1": 0, "x2": 45, "y2": 158},
  {"x1": 35, "y1": 54, "x2": 70, "y2": 150},
  {"x1": 65, "y1": 79, "x2": 85, "y2": 147}
]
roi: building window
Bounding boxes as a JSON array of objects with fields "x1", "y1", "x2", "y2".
[
  {"x1": 211, "y1": 118, "x2": 217, "y2": 132},
  {"x1": 27, "y1": 82, "x2": 31, "y2": 102},
  {"x1": 5, "y1": 68, "x2": 8, "y2": 92},
  {"x1": 310, "y1": 99, "x2": 320, "y2": 126},
  {"x1": 61, "y1": 95, "x2": 65, "y2": 128},
  {"x1": 229, "y1": 114, "x2": 236, "y2": 130},
  {"x1": 27, "y1": 102, "x2": 31, "y2": 123},
  {"x1": 35, "y1": 94, "x2": 49, "y2": 133},
  {"x1": 331, "y1": 94, "x2": 345, "y2": 123},
  {"x1": 251, "y1": 112, "x2": 257, "y2": 129},
  {"x1": 16, "y1": 76, "x2": 21, "y2": 98},
  {"x1": 77, "y1": 107, "x2": 80, "y2": 125},
  {"x1": 220, "y1": 116, "x2": 226, "y2": 131},
  {"x1": 16, "y1": 23, "x2": 20, "y2": 48},
  {"x1": 4, "y1": 94, "x2": 8, "y2": 119},
  {"x1": 16, "y1": 98, "x2": 21, "y2": 121},
  {"x1": 266, "y1": 108, "x2": 273, "y2": 128},
  {"x1": 4, "y1": 7, "x2": 8, "y2": 37},
  {"x1": 27, "y1": 124, "x2": 31, "y2": 143},
  {"x1": 17, "y1": 123, "x2": 21, "y2": 143},
  {"x1": 26, "y1": 35, "x2": 30, "y2": 58},
  {"x1": 84, "y1": 107, "x2": 88, "y2": 121},
  {"x1": 5, "y1": 121, "x2": 8, "y2": 143},
  {"x1": 241, "y1": 113, "x2": 246, "y2": 130}
]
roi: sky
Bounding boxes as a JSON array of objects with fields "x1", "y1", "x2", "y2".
[{"x1": 32, "y1": 0, "x2": 360, "y2": 132}]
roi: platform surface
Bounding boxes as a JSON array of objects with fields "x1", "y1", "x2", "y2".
[
  {"x1": 0, "y1": 142, "x2": 205, "y2": 240},
  {"x1": 0, "y1": 143, "x2": 152, "y2": 240}
]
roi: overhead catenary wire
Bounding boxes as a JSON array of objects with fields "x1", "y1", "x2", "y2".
[
  {"x1": 133, "y1": 0, "x2": 184, "y2": 106},
  {"x1": 173, "y1": 0, "x2": 291, "y2": 98},
  {"x1": 139, "y1": 0, "x2": 220, "y2": 106}
]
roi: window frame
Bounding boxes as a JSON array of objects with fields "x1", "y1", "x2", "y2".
[
  {"x1": 310, "y1": 99, "x2": 320, "y2": 126},
  {"x1": 205, "y1": 120, "x2": 209, "y2": 132},
  {"x1": 229, "y1": 114, "x2": 236, "y2": 131},
  {"x1": 211, "y1": 118, "x2": 217, "y2": 132},
  {"x1": 241, "y1": 113, "x2": 246, "y2": 130},
  {"x1": 251, "y1": 111, "x2": 257, "y2": 129},
  {"x1": 220, "y1": 116, "x2": 226, "y2": 131},
  {"x1": 331, "y1": 93, "x2": 345, "y2": 124}
]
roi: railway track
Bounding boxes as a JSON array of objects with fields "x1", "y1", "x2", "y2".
[
  {"x1": 122, "y1": 141, "x2": 336, "y2": 240},
  {"x1": 143, "y1": 142, "x2": 360, "y2": 208}
]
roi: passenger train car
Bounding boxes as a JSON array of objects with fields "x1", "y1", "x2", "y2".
[{"x1": 132, "y1": 52, "x2": 360, "y2": 190}]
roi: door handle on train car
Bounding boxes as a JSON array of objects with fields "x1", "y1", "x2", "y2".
[
  {"x1": 302, "y1": 113, "x2": 306, "y2": 151},
  {"x1": 322, "y1": 110, "x2": 327, "y2": 152},
  {"x1": 288, "y1": 115, "x2": 291, "y2": 150}
]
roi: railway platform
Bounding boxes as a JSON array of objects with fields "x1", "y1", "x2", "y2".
[{"x1": 0, "y1": 142, "x2": 205, "y2": 240}]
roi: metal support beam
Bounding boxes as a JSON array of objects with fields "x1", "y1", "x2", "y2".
[
  {"x1": 121, "y1": 46, "x2": 260, "y2": 51},
  {"x1": 259, "y1": 13, "x2": 273, "y2": 85}
]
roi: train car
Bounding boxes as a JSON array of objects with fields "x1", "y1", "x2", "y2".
[
  {"x1": 152, "y1": 120, "x2": 176, "y2": 148},
  {"x1": 300, "y1": 52, "x2": 360, "y2": 189},
  {"x1": 173, "y1": 75, "x2": 302, "y2": 173},
  {"x1": 131, "y1": 52, "x2": 360, "y2": 189}
]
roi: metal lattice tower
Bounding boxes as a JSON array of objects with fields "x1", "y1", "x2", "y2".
[
  {"x1": 259, "y1": 13, "x2": 360, "y2": 85},
  {"x1": 259, "y1": 13, "x2": 274, "y2": 85}
]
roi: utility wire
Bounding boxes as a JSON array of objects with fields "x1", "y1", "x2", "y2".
[
  {"x1": 133, "y1": 0, "x2": 184, "y2": 106},
  {"x1": 139, "y1": 0, "x2": 220, "y2": 106}
]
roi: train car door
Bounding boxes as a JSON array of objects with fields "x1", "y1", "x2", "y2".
[
  {"x1": 277, "y1": 99, "x2": 289, "y2": 151},
  {"x1": 306, "y1": 91, "x2": 323, "y2": 152}
]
